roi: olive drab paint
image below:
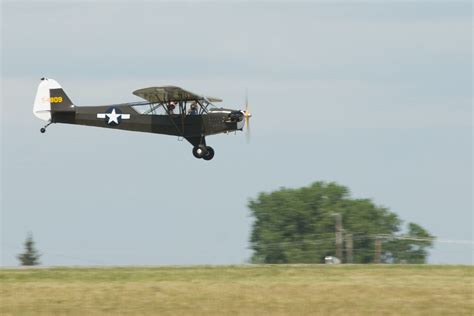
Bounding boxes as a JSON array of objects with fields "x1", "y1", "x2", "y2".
[{"x1": 33, "y1": 78, "x2": 251, "y2": 160}]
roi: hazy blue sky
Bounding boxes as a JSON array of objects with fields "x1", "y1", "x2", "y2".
[{"x1": 1, "y1": 1, "x2": 472, "y2": 265}]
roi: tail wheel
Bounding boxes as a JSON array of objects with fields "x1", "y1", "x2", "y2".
[{"x1": 203, "y1": 146, "x2": 214, "y2": 160}]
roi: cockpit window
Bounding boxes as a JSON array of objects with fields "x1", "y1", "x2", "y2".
[{"x1": 131, "y1": 100, "x2": 216, "y2": 115}]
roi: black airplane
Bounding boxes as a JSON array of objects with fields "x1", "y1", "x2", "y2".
[{"x1": 33, "y1": 78, "x2": 251, "y2": 160}]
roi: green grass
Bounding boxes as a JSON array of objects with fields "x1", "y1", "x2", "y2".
[{"x1": 0, "y1": 265, "x2": 472, "y2": 315}]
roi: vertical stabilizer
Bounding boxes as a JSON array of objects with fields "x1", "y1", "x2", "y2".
[{"x1": 33, "y1": 78, "x2": 74, "y2": 121}]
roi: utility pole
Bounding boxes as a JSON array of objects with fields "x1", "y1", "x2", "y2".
[
  {"x1": 345, "y1": 233, "x2": 353, "y2": 264},
  {"x1": 374, "y1": 236, "x2": 382, "y2": 264},
  {"x1": 334, "y1": 213, "x2": 343, "y2": 262}
]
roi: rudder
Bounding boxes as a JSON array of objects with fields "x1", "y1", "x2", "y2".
[{"x1": 33, "y1": 78, "x2": 75, "y2": 121}]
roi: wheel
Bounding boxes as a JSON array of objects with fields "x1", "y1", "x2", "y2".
[
  {"x1": 40, "y1": 128, "x2": 46, "y2": 133},
  {"x1": 203, "y1": 146, "x2": 214, "y2": 160},
  {"x1": 192, "y1": 146, "x2": 205, "y2": 159}
]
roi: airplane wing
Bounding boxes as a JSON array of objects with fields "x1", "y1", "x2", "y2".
[{"x1": 133, "y1": 86, "x2": 222, "y2": 103}]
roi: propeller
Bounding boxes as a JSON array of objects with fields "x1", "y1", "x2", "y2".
[{"x1": 243, "y1": 91, "x2": 252, "y2": 143}]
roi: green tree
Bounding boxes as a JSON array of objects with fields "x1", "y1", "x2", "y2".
[
  {"x1": 249, "y1": 182, "x2": 434, "y2": 264},
  {"x1": 383, "y1": 223, "x2": 434, "y2": 263},
  {"x1": 17, "y1": 232, "x2": 41, "y2": 266}
]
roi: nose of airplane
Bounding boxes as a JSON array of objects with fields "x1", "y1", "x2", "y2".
[
  {"x1": 241, "y1": 109, "x2": 252, "y2": 128},
  {"x1": 241, "y1": 110, "x2": 252, "y2": 118},
  {"x1": 228, "y1": 111, "x2": 244, "y2": 122},
  {"x1": 244, "y1": 109, "x2": 251, "y2": 142},
  {"x1": 242, "y1": 94, "x2": 252, "y2": 132}
]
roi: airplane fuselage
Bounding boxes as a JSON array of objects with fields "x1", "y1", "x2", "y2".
[
  {"x1": 34, "y1": 78, "x2": 249, "y2": 160},
  {"x1": 53, "y1": 104, "x2": 243, "y2": 137}
]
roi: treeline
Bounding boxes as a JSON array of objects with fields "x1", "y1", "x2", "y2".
[{"x1": 249, "y1": 182, "x2": 434, "y2": 264}]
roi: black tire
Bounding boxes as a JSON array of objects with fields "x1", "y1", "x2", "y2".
[
  {"x1": 40, "y1": 128, "x2": 46, "y2": 133},
  {"x1": 192, "y1": 146, "x2": 205, "y2": 159},
  {"x1": 203, "y1": 146, "x2": 215, "y2": 160}
]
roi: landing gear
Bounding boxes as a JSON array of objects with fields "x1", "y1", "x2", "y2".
[
  {"x1": 193, "y1": 146, "x2": 205, "y2": 158},
  {"x1": 203, "y1": 147, "x2": 214, "y2": 160},
  {"x1": 192, "y1": 146, "x2": 215, "y2": 160},
  {"x1": 187, "y1": 136, "x2": 214, "y2": 161},
  {"x1": 40, "y1": 121, "x2": 52, "y2": 134}
]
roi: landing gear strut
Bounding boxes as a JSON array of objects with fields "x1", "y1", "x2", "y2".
[
  {"x1": 40, "y1": 121, "x2": 52, "y2": 133},
  {"x1": 192, "y1": 146, "x2": 215, "y2": 160}
]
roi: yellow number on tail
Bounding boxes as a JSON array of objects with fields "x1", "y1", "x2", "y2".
[{"x1": 50, "y1": 96, "x2": 63, "y2": 103}]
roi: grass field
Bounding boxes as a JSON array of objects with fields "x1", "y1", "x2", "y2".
[{"x1": 0, "y1": 265, "x2": 472, "y2": 315}]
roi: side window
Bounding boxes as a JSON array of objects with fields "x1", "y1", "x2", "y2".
[
  {"x1": 132, "y1": 103, "x2": 166, "y2": 115},
  {"x1": 187, "y1": 102, "x2": 200, "y2": 115}
]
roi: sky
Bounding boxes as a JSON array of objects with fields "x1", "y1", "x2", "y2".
[{"x1": 1, "y1": 1, "x2": 472, "y2": 266}]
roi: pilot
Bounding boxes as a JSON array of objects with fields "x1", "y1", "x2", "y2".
[
  {"x1": 167, "y1": 102, "x2": 176, "y2": 114},
  {"x1": 188, "y1": 102, "x2": 198, "y2": 115}
]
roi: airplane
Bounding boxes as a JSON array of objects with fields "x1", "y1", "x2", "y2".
[{"x1": 33, "y1": 78, "x2": 251, "y2": 160}]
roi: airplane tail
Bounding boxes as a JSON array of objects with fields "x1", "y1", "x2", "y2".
[{"x1": 33, "y1": 78, "x2": 75, "y2": 121}]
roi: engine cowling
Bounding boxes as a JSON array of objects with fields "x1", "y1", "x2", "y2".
[{"x1": 226, "y1": 111, "x2": 244, "y2": 123}]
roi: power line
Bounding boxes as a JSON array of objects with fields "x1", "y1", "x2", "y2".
[{"x1": 249, "y1": 235, "x2": 474, "y2": 249}]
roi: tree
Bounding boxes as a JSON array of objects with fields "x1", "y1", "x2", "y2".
[
  {"x1": 17, "y1": 232, "x2": 41, "y2": 266},
  {"x1": 383, "y1": 223, "x2": 434, "y2": 263},
  {"x1": 249, "y1": 181, "x2": 434, "y2": 264}
]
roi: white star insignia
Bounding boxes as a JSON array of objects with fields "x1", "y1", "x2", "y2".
[
  {"x1": 106, "y1": 108, "x2": 120, "y2": 125},
  {"x1": 97, "y1": 108, "x2": 130, "y2": 125}
]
